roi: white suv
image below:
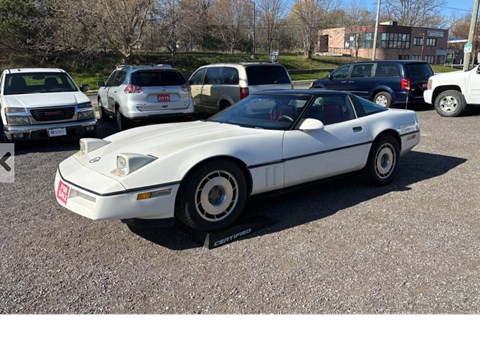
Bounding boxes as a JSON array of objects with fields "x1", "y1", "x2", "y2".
[
  {"x1": 0, "y1": 68, "x2": 97, "y2": 142},
  {"x1": 97, "y1": 64, "x2": 194, "y2": 131}
]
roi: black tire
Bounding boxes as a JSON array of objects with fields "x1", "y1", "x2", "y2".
[
  {"x1": 98, "y1": 98, "x2": 110, "y2": 121},
  {"x1": 115, "y1": 108, "x2": 129, "y2": 132},
  {"x1": 434, "y1": 89, "x2": 465, "y2": 117},
  {"x1": 176, "y1": 159, "x2": 248, "y2": 232},
  {"x1": 362, "y1": 135, "x2": 400, "y2": 185},
  {"x1": 374, "y1": 91, "x2": 392, "y2": 108}
]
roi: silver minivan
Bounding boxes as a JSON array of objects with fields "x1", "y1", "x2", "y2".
[{"x1": 188, "y1": 63, "x2": 293, "y2": 114}]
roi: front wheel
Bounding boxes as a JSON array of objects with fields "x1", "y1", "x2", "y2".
[
  {"x1": 434, "y1": 90, "x2": 465, "y2": 117},
  {"x1": 176, "y1": 159, "x2": 248, "y2": 232},
  {"x1": 362, "y1": 135, "x2": 399, "y2": 185}
]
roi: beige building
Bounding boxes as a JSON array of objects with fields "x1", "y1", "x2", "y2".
[{"x1": 318, "y1": 21, "x2": 449, "y2": 64}]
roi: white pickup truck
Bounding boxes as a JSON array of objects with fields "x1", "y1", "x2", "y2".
[
  {"x1": 424, "y1": 66, "x2": 480, "y2": 117},
  {"x1": 0, "y1": 68, "x2": 97, "y2": 142}
]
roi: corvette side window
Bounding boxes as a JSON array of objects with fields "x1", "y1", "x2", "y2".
[{"x1": 303, "y1": 95, "x2": 355, "y2": 126}]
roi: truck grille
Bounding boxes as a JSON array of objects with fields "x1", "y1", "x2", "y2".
[{"x1": 31, "y1": 107, "x2": 75, "y2": 122}]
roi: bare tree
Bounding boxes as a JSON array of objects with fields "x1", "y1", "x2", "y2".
[
  {"x1": 154, "y1": 0, "x2": 181, "y2": 58},
  {"x1": 256, "y1": 0, "x2": 287, "y2": 54},
  {"x1": 210, "y1": 0, "x2": 252, "y2": 53},
  {"x1": 91, "y1": 0, "x2": 155, "y2": 62},
  {"x1": 383, "y1": 0, "x2": 447, "y2": 27},
  {"x1": 289, "y1": 0, "x2": 336, "y2": 58},
  {"x1": 343, "y1": 2, "x2": 375, "y2": 60}
]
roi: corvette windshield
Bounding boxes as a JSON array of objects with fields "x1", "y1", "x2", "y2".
[
  {"x1": 4, "y1": 72, "x2": 78, "y2": 95},
  {"x1": 209, "y1": 94, "x2": 312, "y2": 130}
]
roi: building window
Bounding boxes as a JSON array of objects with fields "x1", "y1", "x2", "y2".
[
  {"x1": 426, "y1": 38, "x2": 437, "y2": 47},
  {"x1": 424, "y1": 55, "x2": 435, "y2": 64},
  {"x1": 344, "y1": 32, "x2": 374, "y2": 49},
  {"x1": 380, "y1": 33, "x2": 410, "y2": 49},
  {"x1": 411, "y1": 55, "x2": 421, "y2": 60},
  {"x1": 398, "y1": 55, "x2": 409, "y2": 60},
  {"x1": 413, "y1": 37, "x2": 423, "y2": 46}
]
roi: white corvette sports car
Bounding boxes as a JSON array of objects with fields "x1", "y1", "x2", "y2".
[{"x1": 55, "y1": 90, "x2": 420, "y2": 232}]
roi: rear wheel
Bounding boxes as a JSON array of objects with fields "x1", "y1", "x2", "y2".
[
  {"x1": 176, "y1": 159, "x2": 247, "y2": 232},
  {"x1": 98, "y1": 98, "x2": 110, "y2": 121},
  {"x1": 115, "y1": 108, "x2": 129, "y2": 132},
  {"x1": 374, "y1": 91, "x2": 392, "y2": 108},
  {"x1": 219, "y1": 101, "x2": 231, "y2": 111},
  {"x1": 362, "y1": 135, "x2": 399, "y2": 185},
  {"x1": 434, "y1": 90, "x2": 465, "y2": 117}
]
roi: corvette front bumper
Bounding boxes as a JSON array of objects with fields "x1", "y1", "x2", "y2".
[{"x1": 54, "y1": 170, "x2": 180, "y2": 221}]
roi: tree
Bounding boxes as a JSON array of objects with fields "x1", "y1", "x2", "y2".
[
  {"x1": 210, "y1": 0, "x2": 253, "y2": 53},
  {"x1": 0, "y1": 0, "x2": 44, "y2": 54},
  {"x1": 92, "y1": 0, "x2": 155, "y2": 62},
  {"x1": 256, "y1": 0, "x2": 287, "y2": 55},
  {"x1": 383, "y1": 0, "x2": 447, "y2": 27},
  {"x1": 289, "y1": 0, "x2": 335, "y2": 58},
  {"x1": 343, "y1": 3, "x2": 375, "y2": 60}
]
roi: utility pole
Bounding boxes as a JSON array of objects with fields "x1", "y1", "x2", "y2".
[
  {"x1": 251, "y1": 0, "x2": 256, "y2": 58},
  {"x1": 372, "y1": 0, "x2": 381, "y2": 60},
  {"x1": 463, "y1": 0, "x2": 480, "y2": 70}
]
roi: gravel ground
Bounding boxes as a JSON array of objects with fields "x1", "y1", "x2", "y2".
[{"x1": 1, "y1": 105, "x2": 479, "y2": 314}]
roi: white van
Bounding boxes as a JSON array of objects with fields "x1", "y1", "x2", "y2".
[{"x1": 188, "y1": 63, "x2": 293, "y2": 114}]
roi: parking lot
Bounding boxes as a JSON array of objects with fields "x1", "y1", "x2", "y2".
[{"x1": 1, "y1": 104, "x2": 479, "y2": 314}]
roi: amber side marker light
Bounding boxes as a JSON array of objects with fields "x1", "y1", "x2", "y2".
[{"x1": 137, "y1": 192, "x2": 152, "y2": 200}]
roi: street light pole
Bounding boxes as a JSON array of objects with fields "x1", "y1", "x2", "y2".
[
  {"x1": 372, "y1": 0, "x2": 381, "y2": 60},
  {"x1": 463, "y1": 0, "x2": 480, "y2": 70}
]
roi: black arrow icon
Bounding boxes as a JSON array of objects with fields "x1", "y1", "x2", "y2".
[{"x1": 0, "y1": 152, "x2": 12, "y2": 172}]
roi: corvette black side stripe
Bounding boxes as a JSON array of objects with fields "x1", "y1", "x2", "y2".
[
  {"x1": 248, "y1": 140, "x2": 373, "y2": 169},
  {"x1": 247, "y1": 130, "x2": 419, "y2": 170},
  {"x1": 58, "y1": 169, "x2": 181, "y2": 197}
]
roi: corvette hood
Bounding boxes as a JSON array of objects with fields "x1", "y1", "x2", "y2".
[
  {"x1": 2, "y1": 92, "x2": 89, "y2": 108},
  {"x1": 69, "y1": 121, "x2": 284, "y2": 187},
  {"x1": 100, "y1": 121, "x2": 269, "y2": 157}
]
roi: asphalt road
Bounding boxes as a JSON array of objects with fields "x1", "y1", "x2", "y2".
[{"x1": 1, "y1": 104, "x2": 479, "y2": 314}]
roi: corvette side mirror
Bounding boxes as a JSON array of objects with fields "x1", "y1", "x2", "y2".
[{"x1": 299, "y1": 118, "x2": 325, "y2": 132}]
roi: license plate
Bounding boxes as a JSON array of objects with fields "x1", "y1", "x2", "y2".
[
  {"x1": 157, "y1": 94, "x2": 171, "y2": 102},
  {"x1": 57, "y1": 180, "x2": 69, "y2": 205},
  {"x1": 48, "y1": 128, "x2": 67, "y2": 137}
]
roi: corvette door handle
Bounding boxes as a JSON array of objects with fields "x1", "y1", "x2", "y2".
[{"x1": 353, "y1": 126, "x2": 363, "y2": 133}]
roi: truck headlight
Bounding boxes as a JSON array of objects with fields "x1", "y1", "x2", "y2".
[
  {"x1": 115, "y1": 153, "x2": 157, "y2": 176},
  {"x1": 78, "y1": 110, "x2": 96, "y2": 120},
  {"x1": 6, "y1": 115, "x2": 31, "y2": 125},
  {"x1": 4, "y1": 107, "x2": 30, "y2": 125}
]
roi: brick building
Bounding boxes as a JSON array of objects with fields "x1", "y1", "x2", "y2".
[{"x1": 318, "y1": 21, "x2": 449, "y2": 64}]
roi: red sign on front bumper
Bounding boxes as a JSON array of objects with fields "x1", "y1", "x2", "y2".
[{"x1": 57, "y1": 180, "x2": 69, "y2": 205}]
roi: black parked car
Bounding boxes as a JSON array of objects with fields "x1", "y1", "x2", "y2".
[{"x1": 310, "y1": 60, "x2": 434, "y2": 108}]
